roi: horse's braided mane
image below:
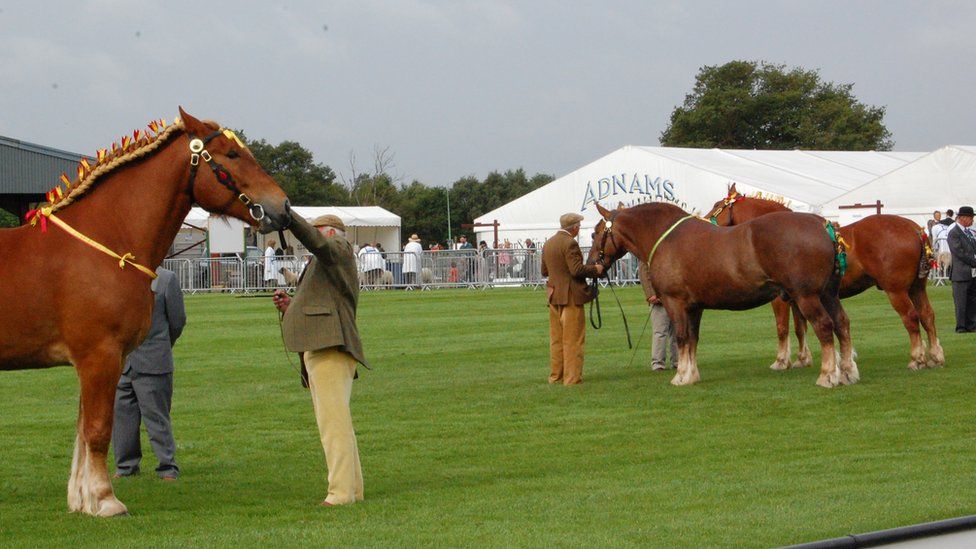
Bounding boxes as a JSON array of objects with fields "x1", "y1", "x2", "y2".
[
  {"x1": 44, "y1": 118, "x2": 187, "y2": 215},
  {"x1": 748, "y1": 191, "x2": 791, "y2": 208}
]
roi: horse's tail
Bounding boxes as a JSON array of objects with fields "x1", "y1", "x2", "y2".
[
  {"x1": 824, "y1": 221, "x2": 848, "y2": 279},
  {"x1": 917, "y1": 229, "x2": 937, "y2": 280}
]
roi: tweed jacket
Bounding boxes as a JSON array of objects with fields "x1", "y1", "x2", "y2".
[
  {"x1": 281, "y1": 212, "x2": 368, "y2": 367},
  {"x1": 947, "y1": 224, "x2": 976, "y2": 282},
  {"x1": 541, "y1": 230, "x2": 601, "y2": 306},
  {"x1": 124, "y1": 267, "x2": 186, "y2": 375}
]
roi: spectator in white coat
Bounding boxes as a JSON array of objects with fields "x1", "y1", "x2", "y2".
[{"x1": 403, "y1": 234, "x2": 423, "y2": 287}]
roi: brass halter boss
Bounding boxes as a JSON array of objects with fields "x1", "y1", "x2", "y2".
[
  {"x1": 186, "y1": 129, "x2": 265, "y2": 222},
  {"x1": 708, "y1": 192, "x2": 741, "y2": 225}
]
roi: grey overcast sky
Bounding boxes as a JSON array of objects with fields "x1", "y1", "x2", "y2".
[{"x1": 1, "y1": 1, "x2": 973, "y2": 187}]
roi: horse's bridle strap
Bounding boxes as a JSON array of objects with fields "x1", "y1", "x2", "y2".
[
  {"x1": 186, "y1": 130, "x2": 264, "y2": 220},
  {"x1": 26, "y1": 207, "x2": 157, "y2": 279},
  {"x1": 647, "y1": 215, "x2": 695, "y2": 268}
]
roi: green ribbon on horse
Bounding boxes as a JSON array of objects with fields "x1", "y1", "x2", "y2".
[{"x1": 824, "y1": 221, "x2": 848, "y2": 278}]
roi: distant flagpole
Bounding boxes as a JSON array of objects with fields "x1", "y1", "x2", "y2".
[{"x1": 446, "y1": 187, "x2": 452, "y2": 243}]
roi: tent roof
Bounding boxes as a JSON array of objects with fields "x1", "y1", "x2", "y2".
[
  {"x1": 629, "y1": 147, "x2": 922, "y2": 206},
  {"x1": 476, "y1": 146, "x2": 925, "y2": 224},
  {"x1": 183, "y1": 205, "x2": 401, "y2": 227},
  {"x1": 823, "y1": 145, "x2": 976, "y2": 212}
]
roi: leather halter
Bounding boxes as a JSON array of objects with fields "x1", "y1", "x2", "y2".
[
  {"x1": 186, "y1": 130, "x2": 265, "y2": 222},
  {"x1": 593, "y1": 211, "x2": 621, "y2": 268}
]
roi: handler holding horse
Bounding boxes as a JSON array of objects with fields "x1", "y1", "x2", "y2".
[
  {"x1": 541, "y1": 213, "x2": 604, "y2": 385},
  {"x1": 587, "y1": 202, "x2": 857, "y2": 388},
  {"x1": 0, "y1": 108, "x2": 291, "y2": 516}
]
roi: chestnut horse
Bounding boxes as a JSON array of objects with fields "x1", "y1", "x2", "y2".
[
  {"x1": 706, "y1": 184, "x2": 944, "y2": 371},
  {"x1": 0, "y1": 108, "x2": 291, "y2": 516},
  {"x1": 587, "y1": 202, "x2": 858, "y2": 388}
]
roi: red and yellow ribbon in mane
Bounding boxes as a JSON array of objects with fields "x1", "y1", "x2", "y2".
[{"x1": 25, "y1": 207, "x2": 157, "y2": 280}]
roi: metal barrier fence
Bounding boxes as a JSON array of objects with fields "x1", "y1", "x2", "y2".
[{"x1": 162, "y1": 247, "x2": 644, "y2": 293}]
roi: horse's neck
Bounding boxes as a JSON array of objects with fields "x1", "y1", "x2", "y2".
[
  {"x1": 744, "y1": 200, "x2": 790, "y2": 220},
  {"x1": 64, "y1": 137, "x2": 192, "y2": 270},
  {"x1": 622, "y1": 209, "x2": 687, "y2": 260}
]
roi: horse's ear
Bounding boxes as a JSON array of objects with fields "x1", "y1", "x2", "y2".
[
  {"x1": 616, "y1": 201, "x2": 625, "y2": 210},
  {"x1": 729, "y1": 182, "x2": 738, "y2": 195},
  {"x1": 595, "y1": 203, "x2": 612, "y2": 220},
  {"x1": 178, "y1": 106, "x2": 207, "y2": 134}
]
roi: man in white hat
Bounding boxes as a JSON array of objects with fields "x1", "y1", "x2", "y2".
[
  {"x1": 402, "y1": 233, "x2": 423, "y2": 287},
  {"x1": 541, "y1": 213, "x2": 604, "y2": 384}
]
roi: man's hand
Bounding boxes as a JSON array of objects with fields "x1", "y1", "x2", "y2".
[
  {"x1": 273, "y1": 290, "x2": 291, "y2": 313},
  {"x1": 594, "y1": 264, "x2": 605, "y2": 276},
  {"x1": 647, "y1": 294, "x2": 660, "y2": 305}
]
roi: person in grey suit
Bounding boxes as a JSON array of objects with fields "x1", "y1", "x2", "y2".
[
  {"x1": 947, "y1": 206, "x2": 976, "y2": 333},
  {"x1": 112, "y1": 267, "x2": 186, "y2": 479}
]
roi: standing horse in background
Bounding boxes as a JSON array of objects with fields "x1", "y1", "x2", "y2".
[
  {"x1": 587, "y1": 202, "x2": 858, "y2": 388},
  {"x1": 0, "y1": 108, "x2": 291, "y2": 516},
  {"x1": 707, "y1": 184, "x2": 943, "y2": 371}
]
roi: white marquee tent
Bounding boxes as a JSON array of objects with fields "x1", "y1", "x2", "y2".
[
  {"x1": 822, "y1": 145, "x2": 976, "y2": 225},
  {"x1": 474, "y1": 146, "x2": 925, "y2": 247},
  {"x1": 172, "y1": 205, "x2": 401, "y2": 257}
]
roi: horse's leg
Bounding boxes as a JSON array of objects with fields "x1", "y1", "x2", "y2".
[
  {"x1": 769, "y1": 298, "x2": 792, "y2": 370},
  {"x1": 823, "y1": 293, "x2": 858, "y2": 385},
  {"x1": 910, "y1": 282, "x2": 944, "y2": 367},
  {"x1": 885, "y1": 288, "x2": 927, "y2": 371},
  {"x1": 790, "y1": 301, "x2": 813, "y2": 368},
  {"x1": 793, "y1": 295, "x2": 840, "y2": 388},
  {"x1": 67, "y1": 402, "x2": 87, "y2": 513},
  {"x1": 73, "y1": 352, "x2": 128, "y2": 517},
  {"x1": 671, "y1": 307, "x2": 702, "y2": 386}
]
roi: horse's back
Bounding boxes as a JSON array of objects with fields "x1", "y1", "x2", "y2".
[
  {"x1": 741, "y1": 212, "x2": 837, "y2": 292},
  {"x1": 839, "y1": 215, "x2": 924, "y2": 296}
]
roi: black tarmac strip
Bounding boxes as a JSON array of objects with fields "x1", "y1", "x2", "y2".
[{"x1": 783, "y1": 515, "x2": 976, "y2": 548}]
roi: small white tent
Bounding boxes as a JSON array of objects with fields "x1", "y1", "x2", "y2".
[
  {"x1": 823, "y1": 146, "x2": 976, "y2": 225},
  {"x1": 171, "y1": 206, "x2": 401, "y2": 257},
  {"x1": 474, "y1": 146, "x2": 923, "y2": 247}
]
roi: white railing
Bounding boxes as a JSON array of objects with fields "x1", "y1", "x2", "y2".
[{"x1": 163, "y1": 248, "x2": 642, "y2": 293}]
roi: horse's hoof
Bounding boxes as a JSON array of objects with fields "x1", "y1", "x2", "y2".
[
  {"x1": 769, "y1": 359, "x2": 790, "y2": 371},
  {"x1": 907, "y1": 360, "x2": 924, "y2": 371},
  {"x1": 95, "y1": 498, "x2": 128, "y2": 518},
  {"x1": 816, "y1": 376, "x2": 839, "y2": 388}
]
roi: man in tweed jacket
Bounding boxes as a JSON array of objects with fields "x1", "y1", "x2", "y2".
[
  {"x1": 273, "y1": 212, "x2": 368, "y2": 506},
  {"x1": 541, "y1": 213, "x2": 604, "y2": 385}
]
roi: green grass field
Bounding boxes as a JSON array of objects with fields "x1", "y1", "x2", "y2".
[{"x1": 1, "y1": 285, "x2": 974, "y2": 547}]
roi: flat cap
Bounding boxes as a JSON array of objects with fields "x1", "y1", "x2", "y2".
[
  {"x1": 312, "y1": 214, "x2": 346, "y2": 231},
  {"x1": 560, "y1": 212, "x2": 584, "y2": 229}
]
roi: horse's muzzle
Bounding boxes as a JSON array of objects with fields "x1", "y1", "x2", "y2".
[{"x1": 257, "y1": 199, "x2": 292, "y2": 234}]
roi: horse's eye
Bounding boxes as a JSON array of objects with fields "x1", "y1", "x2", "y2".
[{"x1": 226, "y1": 150, "x2": 240, "y2": 159}]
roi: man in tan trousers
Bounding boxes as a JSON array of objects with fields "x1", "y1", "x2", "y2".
[
  {"x1": 541, "y1": 213, "x2": 604, "y2": 385},
  {"x1": 272, "y1": 212, "x2": 368, "y2": 507}
]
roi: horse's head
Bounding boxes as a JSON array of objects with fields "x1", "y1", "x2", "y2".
[
  {"x1": 179, "y1": 107, "x2": 291, "y2": 233},
  {"x1": 706, "y1": 183, "x2": 743, "y2": 226},
  {"x1": 586, "y1": 203, "x2": 629, "y2": 273}
]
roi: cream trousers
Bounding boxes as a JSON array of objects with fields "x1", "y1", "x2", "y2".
[{"x1": 303, "y1": 347, "x2": 363, "y2": 505}]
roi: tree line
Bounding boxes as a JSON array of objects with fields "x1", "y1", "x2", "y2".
[
  {"x1": 243, "y1": 135, "x2": 554, "y2": 247},
  {"x1": 2, "y1": 60, "x2": 892, "y2": 235}
]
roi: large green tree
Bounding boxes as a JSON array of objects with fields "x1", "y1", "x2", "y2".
[
  {"x1": 661, "y1": 61, "x2": 893, "y2": 150},
  {"x1": 240, "y1": 134, "x2": 348, "y2": 205}
]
